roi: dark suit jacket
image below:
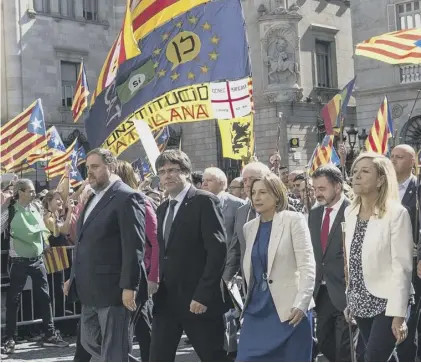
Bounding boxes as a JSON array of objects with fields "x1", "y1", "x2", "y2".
[
  {"x1": 401, "y1": 175, "x2": 420, "y2": 247},
  {"x1": 69, "y1": 180, "x2": 147, "y2": 308},
  {"x1": 154, "y1": 186, "x2": 230, "y2": 317},
  {"x1": 308, "y1": 198, "x2": 350, "y2": 312}
]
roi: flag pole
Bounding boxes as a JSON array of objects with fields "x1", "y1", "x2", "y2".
[{"x1": 339, "y1": 100, "x2": 346, "y2": 179}]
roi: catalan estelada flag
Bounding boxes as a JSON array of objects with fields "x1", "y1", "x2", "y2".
[
  {"x1": 310, "y1": 135, "x2": 334, "y2": 174},
  {"x1": 45, "y1": 138, "x2": 79, "y2": 179},
  {"x1": 72, "y1": 61, "x2": 89, "y2": 123},
  {"x1": 0, "y1": 99, "x2": 46, "y2": 170},
  {"x1": 365, "y1": 97, "x2": 393, "y2": 155},
  {"x1": 90, "y1": 0, "x2": 140, "y2": 106},
  {"x1": 356, "y1": 29, "x2": 421, "y2": 65},
  {"x1": 43, "y1": 247, "x2": 70, "y2": 274},
  {"x1": 321, "y1": 77, "x2": 356, "y2": 135}
]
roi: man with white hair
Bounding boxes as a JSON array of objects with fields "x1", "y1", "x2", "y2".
[
  {"x1": 202, "y1": 167, "x2": 246, "y2": 282},
  {"x1": 224, "y1": 162, "x2": 271, "y2": 287}
]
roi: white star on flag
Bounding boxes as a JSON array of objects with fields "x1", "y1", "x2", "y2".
[
  {"x1": 31, "y1": 117, "x2": 42, "y2": 130},
  {"x1": 70, "y1": 170, "x2": 78, "y2": 178}
]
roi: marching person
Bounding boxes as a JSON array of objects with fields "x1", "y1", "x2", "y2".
[
  {"x1": 228, "y1": 177, "x2": 246, "y2": 200},
  {"x1": 226, "y1": 162, "x2": 271, "y2": 289},
  {"x1": 201, "y1": 167, "x2": 246, "y2": 283},
  {"x1": 237, "y1": 172, "x2": 315, "y2": 361},
  {"x1": 391, "y1": 144, "x2": 420, "y2": 361},
  {"x1": 150, "y1": 150, "x2": 230, "y2": 361},
  {"x1": 1, "y1": 179, "x2": 69, "y2": 354},
  {"x1": 344, "y1": 152, "x2": 413, "y2": 361},
  {"x1": 309, "y1": 165, "x2": 353, "y2": 361},
  {"x1": 67, "y1": 148, "x2": 147, "y2": 361}
]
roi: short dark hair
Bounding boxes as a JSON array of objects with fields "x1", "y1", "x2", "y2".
[
  {"x1": 312, "y1": 165, "x2": 343, "y2": 187},
  {"x1": 279, "y1": 166, "x2": 288, "y2": 171},
  {"x1": 293, "y1": 173, "x2": 305, "y2": 183},
  {"x1": 191, "y1": 171, "x2": 203, "y2": 185},
  {"x1": 155, "y1": 149, "x2": 192, "y2": 174},
  {"x1": 86, "y1": 148, "x2": 117, "y2": 172}
]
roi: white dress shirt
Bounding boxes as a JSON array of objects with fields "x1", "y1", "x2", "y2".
[
  {"x1": 399, "y1": 176, "x2": 412, "y2": 201},
  {"x1": 163, "y1": 183, "x2": 191, "y2": 235},
  {"x1": 321, "y1": 194, "x2": 345, "y2": 232},
  {"x1": 83, "y1": 176, "x2": 119, "y2": 223}
]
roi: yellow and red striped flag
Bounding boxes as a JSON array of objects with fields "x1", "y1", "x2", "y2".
[
  {"x1": 310, "y1": 135, "x2": 334, "y2": 174},
  {"x1": 72, "y1": 61, "x2": 89, "y2": 123},
  {"x1": 43, "y1": 247, "x2": 70, "y2": 274},
  {"x1": 90, "y1": 0, "x2": 140, "y2": 106},
  {"x1": 45, "y1": 138, "x2": 78, "y2": 179},
  {"x1": 0, "y1": 99, "x2": 46, "y2": 170},
  {"x1": 365, "y1": 97, "x2": 392, "y2": 155},
  {"x1": 356, "y1": 28, "x2": 421, "y2": 65}
]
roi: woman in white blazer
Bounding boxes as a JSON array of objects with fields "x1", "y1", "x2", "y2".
[
  {"x1": 344, "y1": 152, "x2": 413, "y2": 361},
  {"x1": 236, "y1": 172, "x2": 315, "y2": 362}
]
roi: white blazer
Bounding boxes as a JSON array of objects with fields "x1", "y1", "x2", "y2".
[
  {"x1": 344, "y1": 200, "x2": 413, "y2": 318},
  {"x1": 243, "y1": 211, "x2": 316, "y2": 322}
]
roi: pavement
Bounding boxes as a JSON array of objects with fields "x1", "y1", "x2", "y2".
[{"x1": 0, "y1": 336, "x2": 199, "y2": 362}]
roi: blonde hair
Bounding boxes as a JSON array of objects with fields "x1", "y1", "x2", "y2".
[
  {"x1": 250, "y1": 172, "x2": 288, "y2": 212},
  {"x1": 115, "y1": 160, "x2": 139, "y2": 190},
  {"x1": 350, "y1": 152, "x2": 399, "y2": 218}
]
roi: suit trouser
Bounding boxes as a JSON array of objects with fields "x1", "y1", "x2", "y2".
[
  {"x1": 150, "y1": 306, "x2": 226, "y2": 362},
  {"x1": 315, "y1": 286, "x2": 356, "y2": 362},
  {"x1": 356, "y1": 312, "x2": 396, "y2": 362},
  {"x1": 5, "y1": 256, "x2": 55, "y2": 340},
  {"x1": 396, "y1": 256, "x2": 421, "y2": 361},
  {"x1": 74, "y1": 320, "x2": 92, "y2": 362},
  {"x1": 132, "y1": 298, "x2": 153, "y2": 362},
  {"x1": 80, "y1": 304, "x2": 131, "y2": 362}
]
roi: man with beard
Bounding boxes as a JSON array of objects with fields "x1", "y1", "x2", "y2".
[
  {"x1": 68, "y1": 148, "x2": 147, "y2": 361},
  {"x1": 309, "y1": 165, "x2": 354, "y2": 362}
]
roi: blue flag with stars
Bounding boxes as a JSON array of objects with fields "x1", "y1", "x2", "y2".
[
  {"x1": 76, "y1": 146, "x2": 87, "y2": 166},
  {"x1": 86, "y1": 0, "x2": 250, "y2": 149},
  {"x1": 28, "y1": 99, "x2": 46, "y2": 136}
]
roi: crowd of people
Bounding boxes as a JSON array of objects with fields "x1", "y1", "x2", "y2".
[{"x1": 0, "y1": 143, "x2": 420, "y2": 362}]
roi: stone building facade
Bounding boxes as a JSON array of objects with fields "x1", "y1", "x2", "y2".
[
  {"x1": 1, "y1": 0, "x2": 356, "y2": 181},
  {"x1": 350, "y1": 0, "x2": 421, "y2": 150}
]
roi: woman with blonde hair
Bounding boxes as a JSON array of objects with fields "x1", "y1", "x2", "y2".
[
  {"x1": 344, "y1": 152, "x2": 413, "y2": 361},
  {"x1": 237, "y1": 172, "x2": 315, "y2": 361}
]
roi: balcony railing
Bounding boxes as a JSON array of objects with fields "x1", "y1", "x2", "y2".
[{"x1": 400, "y1": 65, "x2": 421, "y2": 84}]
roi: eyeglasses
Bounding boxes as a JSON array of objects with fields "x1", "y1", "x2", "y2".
[
  {"x1": 229, "y1": 186, "x2": 242, "y2": 190},
  {"x1": 157, "y1": 168, "x2": 182, "y2": 177}
]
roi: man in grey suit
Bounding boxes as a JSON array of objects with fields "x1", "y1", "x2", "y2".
[
  {"x1": 310, "y1": 165, "x2": 353, "y2": 362},
  {"x1": 224, "y1": 162, "x2": 270, "y2": 286},
  {"x1": 202, "y1": 167, "x2": 246, "y2": 282},
  {"x1": 67, "y1": 149, "x2": 147, "y2": 361}
]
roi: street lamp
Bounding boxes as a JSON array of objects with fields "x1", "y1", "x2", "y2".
[
  {"x1": 346, "y1": 124, "x2": 358, "y2": 153},
  {"x1": 358, "y1": 128, "x2": 368, "y2": 150}
]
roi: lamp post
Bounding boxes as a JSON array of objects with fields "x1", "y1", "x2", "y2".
[
  {"x1": 346, "y1": 124, "x2": 358, "y2": 154},
  {"x1": 358, "y1": 128, "x2": 368, "y2": 152}
]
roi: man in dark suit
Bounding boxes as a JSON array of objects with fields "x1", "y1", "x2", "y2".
[
  {"x1": 392, "y1": 144, "x2": 420, "y2": 361},
  {"x1": 310, "y1": 165, "x2": 353, "y2": 362},
  {"x1": 67, "y1": 148, "x2": 147, "y2": 361},
  {"x1": 150, "y1": 150, "x2": 230, "y2": 362}
]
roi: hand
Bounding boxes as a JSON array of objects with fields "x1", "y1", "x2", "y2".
[
  {"x1": 190, "y1": 300, "x2": 208, "y2": 314},
  {"x1": 392, "y1": 317, "x2": 408, "y2": 344},
  {"x1": 122, "y1": 289, "x2": 137, "y2": 312},
  {"x1": 147, "y1": 281, "x2": 158, "y2": 296},
  {"x1": 288, "y1": 308, "x2": 305, "y2": 327},
  {"x1": 63, "y1": 280, "x2": 70, "y2": 296},
  {"x1": 343, "y1": 306, "x2": 357, "y2": 325},
  {"x1": 64, "y1": 163, "x2": 71, "y2": 176},
  {"x1": 339, "y1": 142, "x2": 347, "y2": 158},
  {"x1": 1, "y1": 190, "x2": 13, "y2": 207},
  {"x1": 67, "y1": 199, "x2": 75, "y2": 212},
  {"x1": 417, "y1": 261, "x2": 421, "y2": 279}
]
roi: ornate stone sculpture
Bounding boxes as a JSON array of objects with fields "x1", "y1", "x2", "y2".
[{"x1": 267, "y1": 37, "x2": 299, "y2": 85}]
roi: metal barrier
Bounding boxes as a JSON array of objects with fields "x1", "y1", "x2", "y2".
[{"x1": 0, "y1": 245, "x2": 80, "y2": 328}]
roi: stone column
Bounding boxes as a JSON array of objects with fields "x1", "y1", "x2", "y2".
[
  {"x1": 74, "y1": 0, "x2": 83, "y2": 19},
  {"x1": 50, "y1": 0, "x2": 59, "y2": 15}
]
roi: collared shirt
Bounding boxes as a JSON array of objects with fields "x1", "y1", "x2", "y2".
[
  {"x1": 321, "y1": 194, "x2": 345, "y2": 232},
  {"x1": 399, "y1": 176, "x2": 412, "y2": 201},
  {"x1": 163, "y1": 183, "x2": 191, "y2": 235},
  {"x1": 83, "y1": 176, "x2": 119, "y2": 223},
  {"x1": 217, "y1": 191, "x2": 226, "y2": 209}
]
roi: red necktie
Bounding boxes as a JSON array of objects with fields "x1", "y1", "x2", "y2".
[{"x1": 321, "y1": 208, "x2": 333, "y2": 253}]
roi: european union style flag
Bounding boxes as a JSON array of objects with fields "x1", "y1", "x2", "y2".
[{"x1": 86, "y1": 0, "x2": 250, "y2": 148}]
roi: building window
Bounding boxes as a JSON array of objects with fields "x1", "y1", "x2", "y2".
[
  {"x1": 397, "y1": 1, "x2": 421, "y2": 29},
  {"x1": 59, "y1": 0, "x2": 75, "y2": 17},
  {"x1": 61, "y1": 61, "x2": 79, "y2": 108},
  {"x1": 34, "y1": 0, "x2": 50, "y2": 13},
  {"x1": 83, "y1": 0, "x2": 98, "y2": 21},
  {"x1": 315, "y1": 41, "x2": 332, "y2": 88}
]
